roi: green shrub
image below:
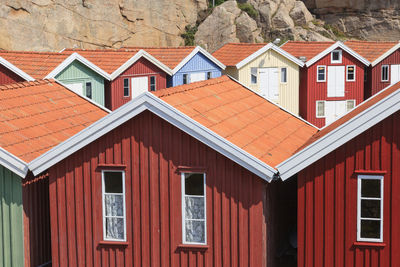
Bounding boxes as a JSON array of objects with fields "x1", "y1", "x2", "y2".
[
  {"x1": 208, "y1": 0, "x2": 226, "y2": 8},
  {"x1": 323, "y1": 24, "x2": 346, "y2": 39},
  {"x1": 237, "y1": 2, "x2": 258, "y2": 19},
  {"x1": 181, "y1": 25, "x2": 198, "y2": 46}
]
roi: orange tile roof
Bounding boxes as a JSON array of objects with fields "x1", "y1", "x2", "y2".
[
  {"x1": 62, "y1": 48, "x2": 141, "y2": 74},
  {"x1": 0, "y1": 51, "x2": 69, "y2": 79},
  {"x1": 345, "y1": 40, "x2": 398, "y2": 62},
  {"x1": 280, "y1": 41, "x2": 334, "y2": 62},
  {"x1": 0, "y1": 80, "x2": 108, "y2": 162},
  {"x1": 300, "y1": 81, "x2": 400, "y2": 150},
  {"x1": 212, "y1": 43, "x2": 267, "y2": 66},
  {"x1": 131, "y1": 46, "x2": 195, "y2": 69},
  {"x1": 153, "y1": 76, "x2": 317, "y2": 167}
]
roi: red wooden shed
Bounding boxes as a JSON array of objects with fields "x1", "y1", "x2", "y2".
[
  {"x1": 346, "y1": 41, "x2": 400, "y2": 99},
  {"x1": 28, "y1": 76, "x2": 317, "y2": 267},
  {"x1": 63, "y1": 49, "x2": 172, "y2": 110},
  {"x1": 278, "y1": 81, "x2": 400, "y2": 267},
  {"x1": 281, "y1": 41, "x2": 370, "y2": 127}
]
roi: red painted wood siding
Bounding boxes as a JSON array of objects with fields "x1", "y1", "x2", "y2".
[
  {"x1": 298, "y1": 110, "x2": 400, "y2": 267},
  {"x1": 48, "y1": 110, "x2": 267, "y2": 267},
  {"x1": 23, "y1": 173, "x2": 52, "y2": 267},
  {"x1": 106, "y1": 58, "x2": 167, "y2": 110},
  {"x1": 300, "y1": 49, "x2": 365, "y2": 127},
  {"x1": 0, "y1": 64, "x2": 26, "y2": 85},
  {"x1": 368, "y1": 49, "x2": 400, "y2": 97}
]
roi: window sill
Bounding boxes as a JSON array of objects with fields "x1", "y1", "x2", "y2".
[
  {"x1": 177, "y1": 244, "x2": 209, "y2": 251},
  {"x1": 353, "y1": 241, "x2": 386, "y2": 248},
  {"x1": 98, "y1": 241, "x2": 129, "y2": 247}
]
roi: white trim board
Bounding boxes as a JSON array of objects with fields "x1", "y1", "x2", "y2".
[
  {"x1": 28, "y1": 92, "x2": 276, "y2": 181},
  {"x1": 45, "y1": 52, "x2": 111, "y2": 80},
  {"x1": 172, "y1": 46, "x2": 226, "y2": 74},
  {"x1": 0, "y1": 147, "x2": 28, "y2": 178},
  {"x1": 110, "y1": 49, "x2": 173, "y2": 79},
  {"x1": 235, "y1": 43, "x2": 305, "y2": 69},
  {"x1": 277, "y1": 82, "x2": 400, "y2": 180},
  {"x1": 0, "y1": 56, "x2": 35, "y2": 81},
  {"x1": 305, "y1": 41, "x2": 370, "y2": 67},
  {"x1": 371, "y1": 42, "x2": 400, "y2": 67}
]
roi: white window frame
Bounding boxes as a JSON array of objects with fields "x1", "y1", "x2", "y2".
[
  {"x1": 357, "y1": 174, "x2": 384, "y2": 243},
  {"x1": 316, "y1": 100, "x2": 325, "y2": 118},
  {"x1": 317, "y1": 65, "x2": 326, "y2": 82},
  {"x1": 346, "y1": 99, "x2": 356, "y2": 112},
  {"x1": 381, "y1": 65, "x2": 389, "y2": 82},
  {"x1": 331, "y1": 49, "x2": 342, "y2": 64},
  {"x1": 181, "y1": 172, "x2": 207, "y2": 245},
  {"x1": 281, "y1": 67, "x2": 287, "y2": 84},
  {"x1": 102, "y1": 170, "x2": 127, "y2": 242},
  {"x1": 123, "y1": 78, "x2": 130, "y2": 97},
  {"x1": 251, "y1": 67, "x2": 258, "y2": 84},
  {"x1": 346, "y1": 65, "x2": 356, "y2": 82}
]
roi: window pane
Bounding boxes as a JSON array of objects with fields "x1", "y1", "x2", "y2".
[
  {"x1": 360, "y1": 219, "x2": 380, "y2": 239},
  {"x1": 347, "y1": 101, "x2": 355, "y2": 111},
  {"x1": 105, "y1": 195, "x2": 124, "y2": 216},
  {"x1": 185, "y1": 196, "x2": 205, "y2": 219},
  {"x1": 105, "y1": 217, "x2": 124, "y2": 240},
  {"x1": 123, "y1": 79, "x2": 129, "y2": 96},
  {"x1": 183, "y1": 74, "x2": 188, "y2": 84},
  {"x1": 86, "y1": 82, "x2": 92, "y2": 99},
  {"x1": 361, "y1": 199, "x2": 381, "y2": 218},
  {"x1": 185, "y1": 220, "x2": 205, "y2": 243},
  {"x1": 382, "y1": 66, "x2": 388, "y2": 81},
  {"x1": 317, "y1": 101, "x2": 325, "y2": 116},
  {"x1": 281, "y1": 68, "x2": 287, "y2": 83},
  {"x1": 347, "y1": 66, "x2": 355, "y2": 80},
  {"x1": 332, "y1": 51, "x2": 340, "y2": 61},
  {"x1": 207, "y1": 72, "x2": 212, "y2": 80},
  {"x1": 251, "y1": 68, "x2": 257, "y2": 84},
  {"x1": 185, "y1": 173, "x2": 204, "y2": 195},
  {"x1": 361, "y1": 179, "x2": 380, "y2": 198},
  {"x1": 104, "y1": 172, "x2": 123, "y2": 193},
  {"x1": 150, "y1": 76, "x2": 156, "y2": 91},
  {"x1": 318, "y1": 67, "x2": 325, "y2": 81}
]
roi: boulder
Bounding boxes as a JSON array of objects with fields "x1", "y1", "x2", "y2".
[
  {"x1": 290, "y1": 1, "x2": 314, "y2": 26},
  {"x1": 272, "y1": 6, "x2": 295, "y2": 29}
]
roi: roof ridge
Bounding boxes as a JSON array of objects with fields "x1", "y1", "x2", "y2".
[
  {"x1": 0, "y1": 79, "x2": 53, "y2": 90},
  {"x1": 0, "y1": 50, "x2": 61, "y2": 55},
  {"x1": 153, "y1": 76, "x2": 230, "y2": 98}
]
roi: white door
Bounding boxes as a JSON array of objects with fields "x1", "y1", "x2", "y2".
[
  {"x1": 259, "y1": 68, "x2": 279, "y2": 100},
  {"x1": 391, "y1": 64, "x2": 400, "y2": 85},
  {"x1": 66, "y1": 83, "x2": 83, "y2": 95},
  {"x1": 327, "y1": 66, "x2": 345, "y2": 97},
  {"x1": 325, "y1": 100, "x2": 347, "y2": 125},
  {"x1": 131, "y1": 76, "x2": 149, "y2": 98},
  {"x1": 190, "y1": 72, "x2": 206, "y2": 83}
]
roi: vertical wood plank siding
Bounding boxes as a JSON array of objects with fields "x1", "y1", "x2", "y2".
[
  {"x1": 298, "y1": 110, "x2": 400, "y2": 267},
  {"x1": 237, "y1": 49, "x2": 300, "y2": 115},
  {"x1": 107, "y1": 58, "x2": 167, "y2": 110},
  {"x1": 369, "y1": 49, "x2": 400, "y2": 97},
  {"x1": 55, "y1": 60, "x2": 106, "y2": 107},
  {"x1": 300, "y1": 49, "x2": 365, "y2": 127},
  {"x1": 0, "y1": 64, "x2": 26, "y2": 85},
  {"x1": 23, "y1": 173, "x2": 51, "y2": 267},
  {"x1": 169, "y1": 53, "x2": 222, "y2": 87},
  {"x1": 48, "y1": 110, "x2": 267, "y2": 267},
  {"x1": 0, "y1": 165, "x2": 24, "y2": 267}
]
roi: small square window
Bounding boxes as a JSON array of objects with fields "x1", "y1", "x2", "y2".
[
  {"x1": 346, "y1": 100, "x2": 355, "y2": 112},
  {"x1": 251, "y1": 68, "x2": 257, "y2": 84},
  {"x1": 150, "y1": 76, "x2": 156, "y2": 91},
  {"x1": 331, "y1": 50, "x2": 342, "y2": 63},
  {"x1": 123, "y1": 78, "x2": 129, "y2": 97},
  {"x1": 347, "y1": 65, "x2": 356, "y2": 81},
  {"x1": 85, "y1": 82, "x2": 92, "y2": 99},
  {"x1": 207, "y1": 72, "x2": 212, "y2": 80},
  {"x1": 382, "y1": 65, "x2": 389, "y2": 82},
  {"x1": 317, "y1": 66, "x2": 326, "y2": 82},
  {"x1": 281, "y1": 67, "x2": 287, "y2": 83},
  {"x1": 316, "y1": 101, "x2": 325, "y2": 117},
  {"x1": 183, "y1": 74, "x2": 188, "y2": 84}
]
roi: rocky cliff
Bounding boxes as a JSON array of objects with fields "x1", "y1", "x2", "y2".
[{"x1": 0, "y1": 0, "x2": 398, "y2": 52}]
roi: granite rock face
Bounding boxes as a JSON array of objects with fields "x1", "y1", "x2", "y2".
[{"x1": 0, "y1": 0, "x2": 207, "y2": 51}]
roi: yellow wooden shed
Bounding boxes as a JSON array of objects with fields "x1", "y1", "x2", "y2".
[{"x1": 213, "y1": 43, "x2": 304, "y2": 115}]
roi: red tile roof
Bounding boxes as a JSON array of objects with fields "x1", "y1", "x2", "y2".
[
  {"x1": 153, "y1": 76, "x2": 317, "y2": 167},
  {"x1": 345, "y1": 40, "x2": 398, "y2": 62},
  {"x1": 0, "y1": 51, "x2": 69, "y2": 79},
  {"x1": 300, "y1": 81, "x2": 400, "y2": 150},
  {"x1": 0, "y1": 80, "x2": 108, "y2": 162},
  {"x1": 212, "y1": 43, "x2": 267, "y2": 66},
  {"x1": 62, "y1": 48, "x2": 141, "y2": 74},
  {"x1": 280, "y1": 41, "x2": 334, "y2": 62}
]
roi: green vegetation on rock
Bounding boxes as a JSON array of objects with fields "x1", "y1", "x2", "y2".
[
  {"x1": 237, "y1": 2, "x2": 258, "y2": 19},
  {"x1": 181, "y1": 25, "x2": 198, "y2": 46}
]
